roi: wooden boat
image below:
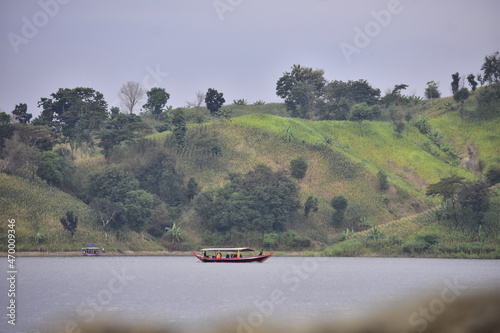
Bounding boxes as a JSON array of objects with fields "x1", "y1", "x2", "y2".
[
  {"x1": 81, "y1": 244, "x2": 103, "y2": 256},
  {"x1": 193, "y1": 247, "x2": 273, "y2": 263}
]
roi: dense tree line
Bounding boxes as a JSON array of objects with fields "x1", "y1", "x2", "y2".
[{"x1": 194, "y1": 165, "x2": 300, "y2": 234}]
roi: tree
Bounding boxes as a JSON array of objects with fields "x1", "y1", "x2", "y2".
[
  {"x1": 36, "y1": 151, "x2": 65, "y2": 186},
  {"x1": 97, "y1": 113, "x2": 143, "y2": 159},
  {"x1": 331, "y1": 195, "x2": 348, "y2": 227},
  {"x1": 122, "y1": 190, "x2": 155, "y2": 232},
  {"x1": 467, "y1": 74, "x2": 478, "y2": 91},
  {"x1": 1, "y1": 132, "x2": 42, "y2": 180},
  {"x1": 0, "y1": 112, "x2": 11, "y2": 124},
  {"x1": 186, "y1": 91, "x2": 205, "y2": 109},
  {"x1": 304, "y1": 196, "x2": 319, "y2": 217},
  {"x1": 195, "y1": 165, "x2": 300, "y2": 233},
  {"x1": 481, "y1": 51, "x2": 500, "y2": 85},
  {"x1": 60, "y1": 211, "x2": 78, "y2": 238},
  {"x1": 172, "y1": 108, "x2": 187, "y2": 151},
  {"x1": 426, "y1": 174, "x2": 465, "y2": 226},
  {"x1": 90, "y1": 197, "x2": 123, "y2": 234},
  {"x1": 453, "y1": 87, "x2": 470, "y2": 105},
  {"x1": 485, "y1": 164, "x2": 500, "y2": 186},
  {"x1": 12, "y1": 103, "x2": 32, "y2": 124},
  {"x1": 88, "y1": 168, "x2": 140, "y2": 203},
  {"x1": 425, "y1": 81, "x2": 441, "y2": 99},
  {"x1": 349, "y1": 102, "x2": 373, "y2": 135},
  {"x1": 381, "y1": 84, "x2": 408, "y2": 106},
  {"x1": 119, "y1": 81, "x2": 145, "y2": 114},
  {"x1": 205, "y1": 88, "x2": 225, "y2": 116},
  {"x1": 290, "y1": 157, "x2": 308, "y2": 181},
  {"x1": 187, "y1": 177, "x2": 199, "y2": 201},
  {"x1": 451, "y1": 72, "x2": 460, "y2": 95},
  {"x1": 143, "y1": 87, "x2": 169, "y2": 118},
  {"x1": 276, "y1": 64, "x2": 326, "y2": 118},
  {"x1": 37, "y1": 87, "x2": 108, "y2": 152},
  {"x1": 456, "y1": 181, "x2": 490, "y2": 231},
  {"x1": 377, "y1": 170, "x2": 389, "y2": 191}
]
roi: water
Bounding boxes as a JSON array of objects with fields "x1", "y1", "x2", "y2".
[{"x1": 1, "y1": 256, "x2": 499, "y2": 332}]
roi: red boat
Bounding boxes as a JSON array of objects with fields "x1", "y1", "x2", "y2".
[{"x1": 193, "y1": 247, "x2": 273, "y2": 263}]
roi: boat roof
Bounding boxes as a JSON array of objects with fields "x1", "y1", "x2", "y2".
[
  {"x1": 200, "y1": 247, "x2": 255, "y2": 252},
  {"x1": 82, "y1": 246, "x2": 100, "y2": 250}
]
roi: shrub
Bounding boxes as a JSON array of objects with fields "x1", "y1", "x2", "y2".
[
  {"x1": 377, "y1": 170, "x2": 389, "y2": 191},
  {"x1": 414, "y1": 116, "x2": 431, "y2": 135},
  {"x1": 156, "y1": 124, "x2": 170, "y2": 133},
  {"x1": 233, "y1": 99, "x2": 248, "y2": 105},
  {"x1": 485, "y1": 164, "x2": 500, "y2": 186}
]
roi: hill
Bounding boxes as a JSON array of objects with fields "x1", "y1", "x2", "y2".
[{"x1": 1, "y1": 100, "x2": 499, "y2": 256}]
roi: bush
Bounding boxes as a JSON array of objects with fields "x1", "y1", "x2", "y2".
[
  {"x1": 156, "y1": 124, "x2": 170, "y2": 133},
  {"x1": 414, "y1": 116, "x2": 431, "y2": 135},
  {"x1": 377, "y1": 170, "x2": 389, "y2": 191},
  {"x1": 233, "y1": 99, "x2": 248, "y2": 105},
  {"x1": 486, "y1": 164, "x2": 500, "y2": 186},
  {"x1": 263, "y1": 231, "x2": 311, "y2": 250}
]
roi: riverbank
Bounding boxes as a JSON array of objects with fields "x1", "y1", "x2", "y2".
[{"x1": 0, "y1": 250, "x2": 192, "y2": 257}]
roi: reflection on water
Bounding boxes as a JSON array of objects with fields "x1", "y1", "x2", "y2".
[{"x1": 1, "y1": 256, "x2": 499, "y2": 332}]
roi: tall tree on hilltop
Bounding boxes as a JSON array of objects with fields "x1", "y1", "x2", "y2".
[
  {"x1": 12, "y1": 103, "x2": 32, "y2": 124},
  {"x1": 119, "y1": 81, "x2": 145, "y2": 114},
  {"x1": 467, "y1": 74, "x2": 478, "y2": 91},
  {"x1": 143, "y1": 87, "x2": 170, "y2": 119},
  {"x1": 276, "y1": 64, "x2": 326, "y2": 119},
  {"x1": 35, "y1": 87, "x2": 108, "y2": 153},
  {"x1": 205, "y1": 88, "x2": 225, "y2": 116},
  {"x1": 481, "y1": 51, "x2": 500, "y2": 85},
  {"x1": 451, "y1": 72, "x2": 460, "y2": 95},
  {"x1": 425, "y1": 81, "x2": 441, "y2": 99}
]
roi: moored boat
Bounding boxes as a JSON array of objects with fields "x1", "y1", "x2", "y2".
[
  {"x1": 193, "y1": 247, "x2": 273, "y2": 263},
  {"x1": 81, "y1": 244, "x2": 103, "y2": 256}
]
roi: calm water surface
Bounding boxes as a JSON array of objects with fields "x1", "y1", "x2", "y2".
[{"x1": 1, "y1": 256, "x2": 499, "y2": 332}]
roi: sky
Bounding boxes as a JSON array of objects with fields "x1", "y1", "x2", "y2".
[{"x1": 1, "y1": 0, "x2": 499, "y2": 117}]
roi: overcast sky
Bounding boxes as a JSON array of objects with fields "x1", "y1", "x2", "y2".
[{"x1": 1, "y1": 0, "x2": 499, "y2": 117}]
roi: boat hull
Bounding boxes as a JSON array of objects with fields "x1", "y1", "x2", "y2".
[{"x1": 193, "y1": 252, "x2": 273, "y2": 263}]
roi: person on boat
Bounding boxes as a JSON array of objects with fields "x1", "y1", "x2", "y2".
[
  {"x1": 259, "y1": 250, "x2": 263, "y2": 255},
  {"x1": 236, "y1": 251, "x2": 241, "y2": 258},
  {"x1": 216, "y1": 252, "x2": 222, "y2": 259}
]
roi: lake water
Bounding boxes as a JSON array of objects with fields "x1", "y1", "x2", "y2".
[{"x1": 1, "y1": 256, "x2": 499, "y2": 332}]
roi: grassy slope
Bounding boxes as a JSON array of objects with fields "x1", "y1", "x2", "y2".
[
  {"x1": 0, "y1": 173, "x2": 163, "y2": 252},
  {"x1": 152, "y1": 112, "x2": 475, "y2": 247},
  {"x1": 430, "y1": 111, "x2": 500, "y2": 167}
]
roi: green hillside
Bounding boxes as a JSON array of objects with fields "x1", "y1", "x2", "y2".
[{"x1": 1, "y1": 101, "x2": 499, "y2": 256}]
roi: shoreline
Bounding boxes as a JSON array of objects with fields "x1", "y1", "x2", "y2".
[
  {"x1": 2, "y1": 251, "x2": 498, "y2": 259},
  {"x1": 0, "y1": 250, "x2": 194, "y2": 257}
]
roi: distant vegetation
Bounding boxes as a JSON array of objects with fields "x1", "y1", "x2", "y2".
[{"x1": 1, "y1": 51, "x2": 499, "y2": 257}]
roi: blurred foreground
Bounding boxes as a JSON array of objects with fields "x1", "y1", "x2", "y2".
[{"x1": 45, "y1": 289, "x2": 500, "y2": 333}]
